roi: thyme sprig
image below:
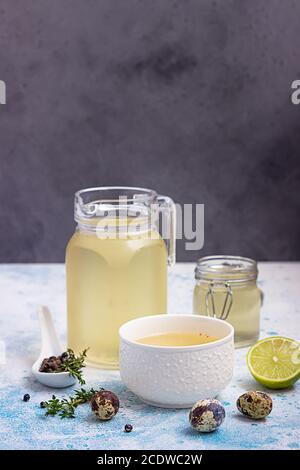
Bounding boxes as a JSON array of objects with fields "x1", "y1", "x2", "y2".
[
  {"x1": 59, "y1": 348, "x2": 89, "y2": 385},
  {"x1": 43, "y1": 388, "x2": 100, "y2": 419}
]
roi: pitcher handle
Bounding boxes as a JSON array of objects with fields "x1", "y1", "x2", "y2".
[
  {"x1": 157, "y1": 196, "x2": 176, "y2": 267},
  {"x1": 259, "y1": 288, "x2": 264, "y2": 307}
]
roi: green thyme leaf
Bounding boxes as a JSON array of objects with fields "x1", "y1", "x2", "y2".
[
  {"x1": 43, "y1": 387, "x2": 101, "y2": 419},
  {"x1": 59, "y1": 348, "x2": 89, "y2": 385}
]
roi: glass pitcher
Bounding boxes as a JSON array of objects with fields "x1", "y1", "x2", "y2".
[{"x1": 66, "y1": 187, "x2": 176, "y2": 369}]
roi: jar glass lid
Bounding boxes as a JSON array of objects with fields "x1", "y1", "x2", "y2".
[{"x1": 195, "y1": 255, "x2": 258, "y2": 282}]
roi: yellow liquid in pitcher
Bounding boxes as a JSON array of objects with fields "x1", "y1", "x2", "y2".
[{"x1": 66, "y1": 224, "x2": 167, "y2": 369}]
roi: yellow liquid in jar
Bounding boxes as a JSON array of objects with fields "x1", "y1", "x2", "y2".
[
  {"x1": 137, "y1": 331, "x2": 218, "y2": 346},
  {"x1": 66, "y1": 225, "x2": 167, "y2": 369},
  {"x1": 193, "y1": 282, "x2": 261, "y2": 348}
]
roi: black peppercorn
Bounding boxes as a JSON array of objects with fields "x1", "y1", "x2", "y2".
[
  {"x1": 23, "y1": 394, "x2": 30, "y2": 402},
  {"x1": 124, "y1": 424, "x2": 133, "y2": 433},
  {"x1": 40, "y1": 401, "x2": 46, "y2": 408},
  {"x1": 39, "y1": 354, "x2": 65, "y2": 372}
]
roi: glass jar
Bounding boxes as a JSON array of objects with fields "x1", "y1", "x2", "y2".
[
  {"x1": 66, "y1": 187, "x2": 176, "y2": 369},
  {"x1": 193, "y1": 256, "x2": 262, "y2": 348}
]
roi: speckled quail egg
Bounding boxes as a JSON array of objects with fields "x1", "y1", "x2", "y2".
[
  {"x1": 189, "y1": 399, "x2": 225, "y2": 433},
  {"x1": 237, "y1": 391, "x2": 272, "y2": 419},
  {"x1": 90, "y1": 390, "x2": 119, "y2": 420}
]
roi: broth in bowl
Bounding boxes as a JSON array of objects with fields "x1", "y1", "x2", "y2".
[{"x1": 137, "y1": 331, "x2": 218, "y2": 347}]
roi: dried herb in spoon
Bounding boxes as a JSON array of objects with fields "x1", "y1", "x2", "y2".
[{"x1": 39, "y1": 348, "x2": 89, "y2": 385}]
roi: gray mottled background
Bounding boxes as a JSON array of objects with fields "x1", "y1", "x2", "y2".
[{"x1": 0, "y1": 0, "x2": 299, "y2": 262}]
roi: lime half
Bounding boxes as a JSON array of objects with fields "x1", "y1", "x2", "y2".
[{"x1": 247, "y1": 336, "x2": 300, "y2": 389}]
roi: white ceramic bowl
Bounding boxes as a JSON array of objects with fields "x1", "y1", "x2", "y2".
[{"x1": 119, "y1": 314, "x2": 234, "y2": 408}]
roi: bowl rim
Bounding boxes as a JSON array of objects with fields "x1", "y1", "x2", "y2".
[{"x1": 119, "y1": 314, "x2": 234, "y2": 352}]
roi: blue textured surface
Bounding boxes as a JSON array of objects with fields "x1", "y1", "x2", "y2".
[{"x1": 0, "y1": 263, "x2": 299, "y2": 450}]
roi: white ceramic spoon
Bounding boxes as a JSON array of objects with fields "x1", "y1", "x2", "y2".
[{"x1": 32, "y1": 306, "x2": 76, "y2": 388}]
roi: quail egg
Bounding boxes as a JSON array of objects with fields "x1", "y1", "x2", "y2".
[
  {"x1": 237, "y1": 391, "x2": 272, "y2": 419},
  {"x1": 189, "y1": 399, "x2": 225, "y2": 433},
  {"x1": 91, "y1": 390, "x2": 119, "y2": 420}
]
